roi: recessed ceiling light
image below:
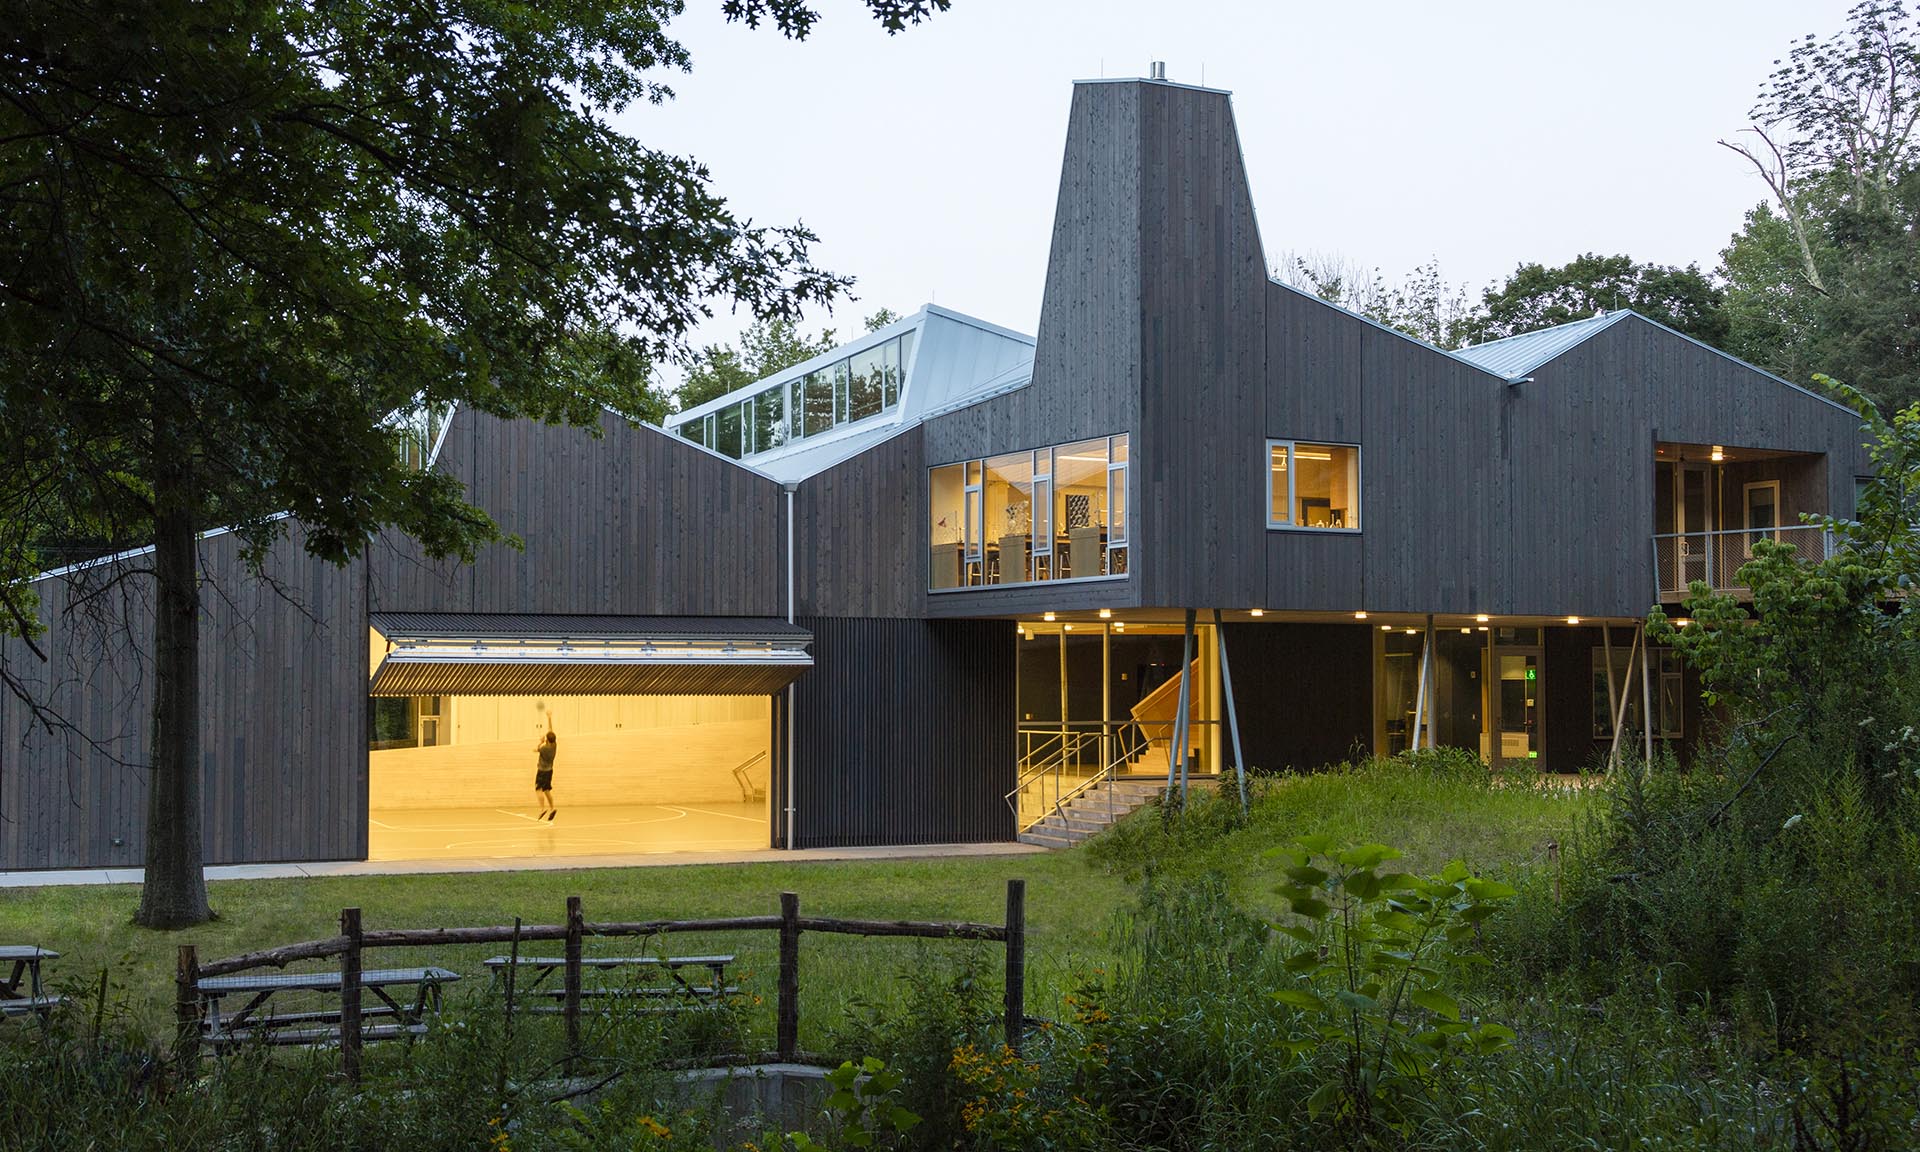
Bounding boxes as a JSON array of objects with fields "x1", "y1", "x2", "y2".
[
  {"x1": 1381, "y1": 624, "x2": 1393, "y2": 631},
  {"x1": 1566, "y1": 616, "x2": 1581, "y2": 625},
  {"x1": 1354, "y1": 611, "x2": 1368, "y2": 620},
  {"x1": 1250, "y1": 608, "x2": 1265, "y2": 617},
  {"x1": 1098, "y1": 608, "x2": 1112, "y2": 619},
  {"x1": 1042, "y1": 612, "x2": 1056, "y2": 622},
  {"x1": 1475, "y1": 614, "x2": 1490, "y2": 623}
]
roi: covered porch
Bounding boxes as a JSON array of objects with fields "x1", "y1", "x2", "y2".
[{"x1": 1653, "y1": 441, "x2": 1832, "y2": 600}]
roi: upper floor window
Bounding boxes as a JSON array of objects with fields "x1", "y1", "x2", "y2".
[
  {"x1": 1268, "y1": 440, "x2": 1360, "y2": 531},
  {"x1": 676, "y1": 330, "x2": 916, "y2": 460},
  {"x1": 930, "y1": 434, "x2": 1128, "y2": 590}
]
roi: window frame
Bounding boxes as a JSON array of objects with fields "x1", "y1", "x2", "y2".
[
  {"x1": 1590, "y1": 646, "x2": 1683, "y2": 741},
  {"x1": 1265, "y1": 438, "x2": 1363, "y2": 533},
  {"x1": 928, "y1": 433, "x2": 1131, "y2": 593}
]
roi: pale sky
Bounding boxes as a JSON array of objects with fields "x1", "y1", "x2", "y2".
[{"x1": 623, "y1": 0, "x2": 1855, "y2": 379}]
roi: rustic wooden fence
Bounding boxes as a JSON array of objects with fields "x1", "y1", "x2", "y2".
[{"x1": 176, "y1": 880, "x2": 1027, "y2": 1082}]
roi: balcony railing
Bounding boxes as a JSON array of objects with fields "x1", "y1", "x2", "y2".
[{"x1": 1652, "y1": 525, "x2": 1832, "y2": 599}]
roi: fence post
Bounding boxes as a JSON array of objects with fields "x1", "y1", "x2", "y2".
[
  {"x1": 174, "y1": 944, "x2": 200, "y2": 1071},
  {"x1": 777, "y1": 891, "x2": 800, "y2": 1061},
  {"x1": 340, "y1": 907, "x2": 363, "y2": 1083},
  {"x1": 1004, "y1": 879, "x2": 1026, "y2": 1053},
  {"x1": 564, "y1": 895, "x2": 584, "y2": 1063}
]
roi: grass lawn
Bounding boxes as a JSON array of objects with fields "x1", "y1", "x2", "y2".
[{"x1": 0, "y1": 761, "x2": 1591, "y2": 1050}]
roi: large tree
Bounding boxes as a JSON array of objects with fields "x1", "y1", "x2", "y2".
[
  {"x1": 1719, "y1": 2, "x2": 1920, "y2": 408},
  {"x1": 0, "y1": 0, "x2": 947, "y2": 927},
  {"x1": 1458, "y1": 254, "x2": 1729, "y2": 348},
  {"x1": 1274, "y1": 252, "x2": 1475, "y2": 350}
]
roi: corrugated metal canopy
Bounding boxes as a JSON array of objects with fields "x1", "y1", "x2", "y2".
[
  {"x1": 369, "y1": 614, "x2": 811, "y2": 697},
  {"x1": 370, "y1": 612, "x2": 809, "y2": 644}
]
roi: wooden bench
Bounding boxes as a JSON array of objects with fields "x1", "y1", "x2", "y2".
[
  {"x1": 197, "y1": 966, "x2": 460, "y2": 1047},
  {"x1": 0, "y1": 946, "x2": 63, "y2": 1018},
  {"x1": 483, "y1": 953, "x2": 737, "y2": 1013}
]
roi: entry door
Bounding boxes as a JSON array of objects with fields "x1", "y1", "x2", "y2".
[
  {"x1": 1674, "y1": 464, "x2": 1713, "y2": 587},
  {"x1": 1494, "y1": 651, "x2": 1542, "y2": 769}
]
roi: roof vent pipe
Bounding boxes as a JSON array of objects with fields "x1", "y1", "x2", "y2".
[{"x1": 1149, "y1": 60, "x2": 1166, "y2": 80}]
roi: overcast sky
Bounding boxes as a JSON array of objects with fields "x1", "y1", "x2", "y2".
[{"x1": 625, "y1": 0, "x2": 1855, "y2": 377}]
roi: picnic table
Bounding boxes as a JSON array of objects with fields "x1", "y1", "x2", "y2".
[
  {"x1": 483, "y1": 953, "x2": 737, "y2": 1011},
  {"x1": 197, "y1": 966, "x2": 460, "y2": 1046},
  {"x1": 0, "y1": 946, "x2": 61, "y2": 1017}
]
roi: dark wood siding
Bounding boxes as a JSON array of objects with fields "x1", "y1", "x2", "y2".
[
  {"x1": 1508, "y1": 321, "x2": 1869, "y2": 617},
  {"x1": 794, "y1": 427, "x2": 926, "y2": 619},
  {"x1": 370, "y1": 409, "x2": 785, "y2": 616},
  {"x1": 1135, "y1": 84, "x2": 1268, "y2": 611},
  {"x1": 0, "y1": 529, "x2": 367, "y2": 870},
  {"x1": 790, "y1": 617, "x2": 1015, "y2": 847},
  {"x1": 1221, "y1": 623, "x2": 1373, "y2": 773}
]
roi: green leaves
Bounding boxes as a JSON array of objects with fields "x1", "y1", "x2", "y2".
[
  {"x1": 1410, "y1": 988, "x2": 1461, "y2": 1021},
  {"x1": 1269, "y1": 838, "x2": 1517, "y2": 1136}
]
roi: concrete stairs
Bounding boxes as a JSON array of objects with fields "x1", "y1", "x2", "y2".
[{"x1": 1016, "y1": 775, "x2": 1171, "y2": 849}]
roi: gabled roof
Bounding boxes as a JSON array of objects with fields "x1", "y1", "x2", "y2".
[{"x1": 1452, "y1": 311, "x2": 1630, "y2": 378}]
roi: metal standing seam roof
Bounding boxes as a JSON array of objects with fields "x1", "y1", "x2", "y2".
[{"x1": 1451, "y1": 311, "x2": 1631, "y2": 378}]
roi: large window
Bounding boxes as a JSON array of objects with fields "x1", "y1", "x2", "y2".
[
  {"x1": 1591, "y1": 648, "x2": 1682, "y2": 741},
  {"x1": 929, "y1": 434, "x2": 1129, "y2": 589},
  {"x1": 674, "y1": 330, "x2": 917, "y2": 460},
  {"x1": 1267, "y1": 440, "x2": 1360, "y2": 531}
]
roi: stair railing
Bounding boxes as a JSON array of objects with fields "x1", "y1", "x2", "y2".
[
  {"x1": 1047, "y1": 724, "x2": 1151, "y2": 829},
  {"x1": 731, "y1": 749, "x2": 770, "y2": 802}
]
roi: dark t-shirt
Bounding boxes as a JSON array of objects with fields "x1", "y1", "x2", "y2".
[{"x1": 537, "y1": 740, "x2": 556, "y2": 771}]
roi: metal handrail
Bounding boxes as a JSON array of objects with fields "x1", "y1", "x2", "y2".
[
  {"x1": 1651, "y1": 524, "x2": 1832, "y2": 596},
  {"x1": 1048, "y1": 731, "x2": 1149, "y2": 827},
  {"x1": 731, "y1": 750, "x2": 770, "y2": 802}
]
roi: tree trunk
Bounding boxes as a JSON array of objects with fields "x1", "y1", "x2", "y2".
[{"x1": 134, "y1": 413, "x2": 210, "y2": 928}]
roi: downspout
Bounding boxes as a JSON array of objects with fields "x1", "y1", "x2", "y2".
[{"x1": 785, "y1": 484, "x2": 797, "y2": 851}]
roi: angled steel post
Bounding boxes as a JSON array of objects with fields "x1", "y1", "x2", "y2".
[{"x1": 1212, "y1": 610, "x2": 1248, "y2": 815}]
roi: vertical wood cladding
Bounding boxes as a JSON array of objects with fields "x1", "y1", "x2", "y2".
[
  {"x1": 0, "y1": 529, "x2": 366, "y2": 869},
  {"x1": 1221, "y1": 624, "x2": 1373, "y2": 773},
  {"x1": 790, "y1": 617, "x2": 1015, "y2": 847},
  {"x1": 793, "y1": 427, "x2": 927, "y2": 619},
  {"x1": 1135, "y1": 83, "x2": 1268, "y2": 611},
  {"x1": 924, "y1": 83, "x2": 1142, "y2": 468},
  {"x1": 370, "y1": 409, "x2": 785, "y2": 617},
  {"x1": 1504, "y1": 321, "x2": 1868, "y2": 618}
]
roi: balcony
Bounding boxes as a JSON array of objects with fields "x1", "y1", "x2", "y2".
[{"x1": 1652, "y1": 525, "x2": 1832, "y2": 600}]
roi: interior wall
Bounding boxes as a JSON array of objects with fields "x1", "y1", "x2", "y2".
[{"x1": 369, "y1": 695, "x2": 770, "y2": 810}]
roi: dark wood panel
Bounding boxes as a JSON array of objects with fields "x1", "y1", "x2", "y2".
[
  {"x1": 1222, "y1": 623, "x2": 1373, "y2": 773},
  {"x1": 793, "y1": 428, "x2": 926, "y2": 619},
  {"x1": 790, "y1": 616, "x2": 1015, "y2": 847},
  {"x1": 1, "y1": 527, "x2": 366, "y2": 869},
  {"x1": 370, "y1": 409, "x2": 786, "y2": 617}
]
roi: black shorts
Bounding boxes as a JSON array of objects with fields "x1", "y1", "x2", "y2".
[{"x1": 534, "y1": 769, "x2": 553, "y2": 793}]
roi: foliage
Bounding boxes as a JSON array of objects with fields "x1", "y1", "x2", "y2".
[
  {"x1": 676, "y1": 319, "x2": 841, "y2": 410},
  {"x1": 1459, "y1": 253, "x2": 1729, "y2": 348},
  {"x1": 1276, "y1": 252, "x2": 1476, "y2": 349},
  {"x1": 0, "y1": 0, "x2": 942, "y2": 926},
  {"x1": 1719, "y1": 2, "x2": 1920, "y2": 408},
  {"x1": 825, "y1": 948, "x2": 1000, "y2": 1149},
  {"x1": 786, "y1": 1058, "x2": 920, "y2": 1152},
  {"x1": 1267, "y1": 839, "x2": 1516, "y2": 1140}
]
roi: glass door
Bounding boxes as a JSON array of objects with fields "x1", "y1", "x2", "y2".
[
  {"x1": 1676, "y1": 463, "x2": 1713, "y2": 587},
  {"x1": 1494, "y1": 650, "x2": 1542, "y2": 768}
]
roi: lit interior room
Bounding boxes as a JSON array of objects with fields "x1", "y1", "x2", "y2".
[{"x1": 366, "y1": 692, "x2": 772, "y2": 860}]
